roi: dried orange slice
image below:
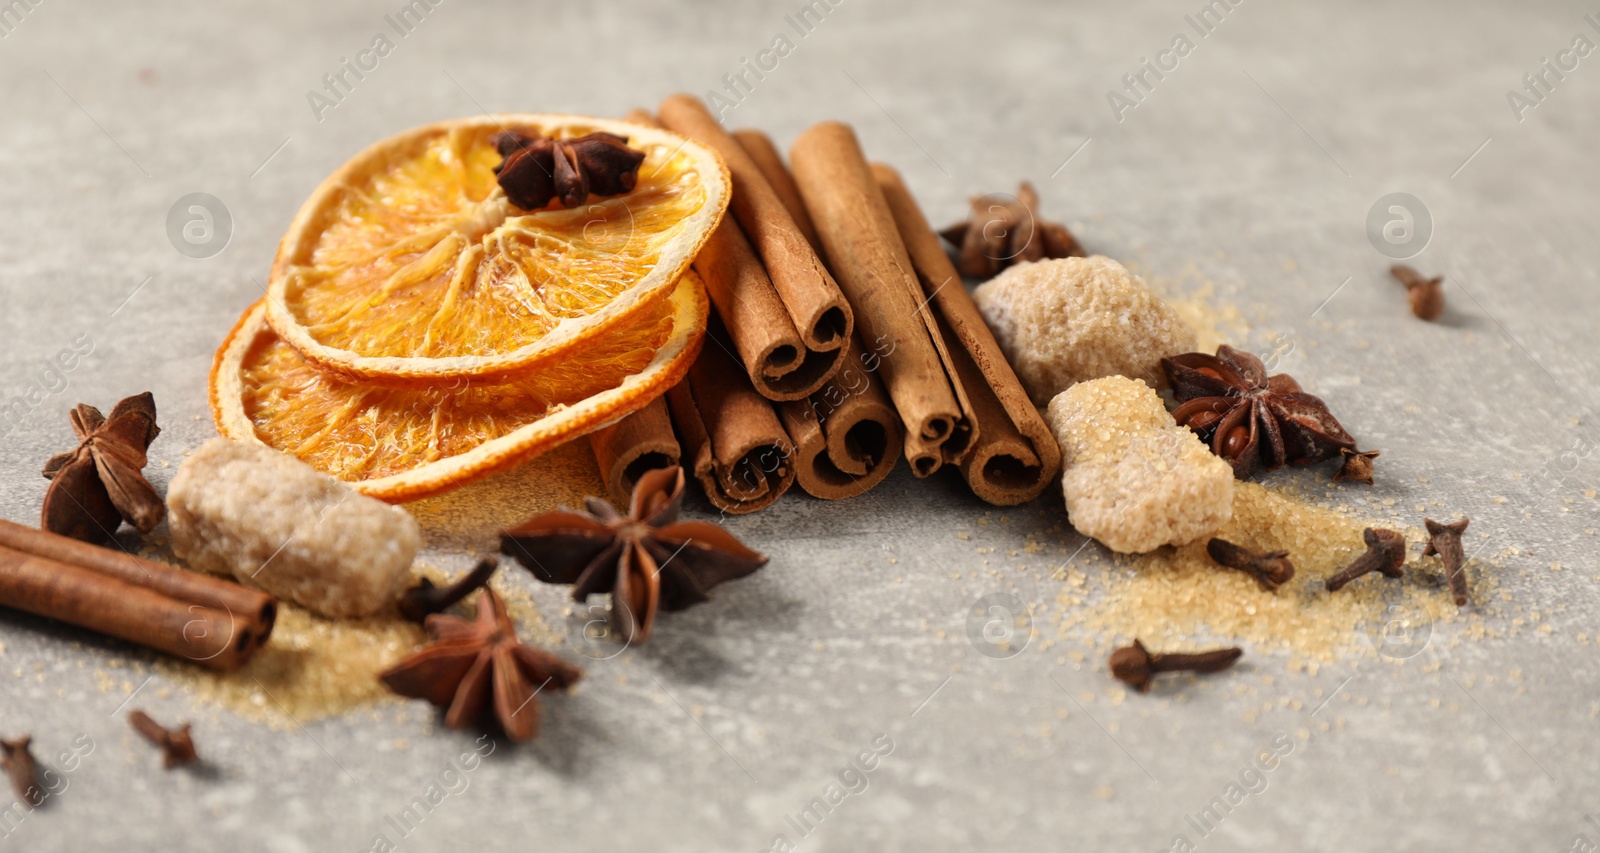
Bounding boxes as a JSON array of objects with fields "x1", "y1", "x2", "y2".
[
  {"x1": 212, "y1": 273, "x2": 708, "y2": 502},
  {"x1": 264, "y1": 114, "x2": 728, "y2": 385}
]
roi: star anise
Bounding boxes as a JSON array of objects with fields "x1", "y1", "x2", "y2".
[
  {"x1": 499, "y1": 466, "x2": 767, "y2": 644},
  {"x1": 939, "y1": 181, "x2": 1085, "y2": 280},
  {"x1": 492, "y1": 129, "x2": 646, "y2": 211},
  {"x1": 1161, "y1": 345, "x2": 1356, "y2": 479},
  {"x1": 41, "y1": 392, "x2": 164, "y2": 544},
  {"x1": 379, "y1": 588, "x2": 582, "y2": 742}
]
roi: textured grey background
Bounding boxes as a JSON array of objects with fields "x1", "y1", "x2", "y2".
[{"x1": 2, "y1": 1, "x2": 1599, "y2": 851}]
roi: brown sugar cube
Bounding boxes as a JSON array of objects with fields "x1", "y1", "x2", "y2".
[{"x1": 974, "y1": 256, "x2": 1196, "y2": 405}]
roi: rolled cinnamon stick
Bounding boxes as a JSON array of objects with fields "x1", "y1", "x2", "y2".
[
  {"x1": 732, "y1": 128, "x2": 822, "y2": 255},
  {"x1": 790, "y1": 121, "x2": 969, "y2": 477},
  {"x1": 635, "y1": 104, "x2": 844, "y2": 402},
  {"x1": 873, "y1": 164, "x2": 1064, "y2": 505},
  {"x1": 778, "y1": 336, "x2": 903, "y2": 500},
  {"x1": 588, "y1": 398, "x2": 681, "y2": 507},
  {"x1": 0, "y1": 519, "x2": 275, "y2": 670},
  {"x1": 658, "y1": 96, "x2": 852, "y2": 367},
  {"x1": 694, "y1": 215, "x2": 846, "y2": 401},
  {"x1": 666, "y1": 321, "x2": 797, "y2": 514}
]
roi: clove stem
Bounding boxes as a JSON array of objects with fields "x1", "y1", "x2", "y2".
[{"x1": 398, "y1": 559, "x2": 499, "y2": 622}]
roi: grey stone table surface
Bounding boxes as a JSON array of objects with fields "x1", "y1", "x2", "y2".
[{"x1": 2, "y1": 0, "x2": 1598, "y2": 850}]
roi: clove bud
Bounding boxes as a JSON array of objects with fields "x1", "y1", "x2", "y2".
[
  {"x1": 128, "y1": 710, "x2": 198, "y2": 769},
  {"x1": 1423, "y1": 517, "x2": 1471, "y2": 606},
  {"x1": 1333, "y1": 448, "x2": 1380, "y2": 485},
  {"x1": 1110, "y1": 639, "x2": 1243, "y2": 693},
  {"x1": 0, "y1": 736, "x2": 43, "y2": 806},
  {"x1": 1390, "y1": 265, "x2": 1445, "y2": 321},
  {"x1": 1325, "y1": 528, "x2": 1407, "y2": 592},
  {"x1": 1206, "y1": 538, "x2": 1295, "y2": 592}
]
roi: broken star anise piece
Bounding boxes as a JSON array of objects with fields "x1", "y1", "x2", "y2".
[
  {"x1": 1162, "y1": 345, "x2": 1356, "y2": 480},
  {"x1": 492, "y1": 129, "x2": 646, "y2": 211},
  {"x1": 379, "y1": 588, "x2": 582, "y2": 742},
  {"x1": 41, "y1": 392, "x2": 164, "y2": 544},
  {"x1": 499, "y1": 466, "x2": 767, "y2": 644},
  {"x1": 939, "y1": 181, "x2": 1085, "y2": 280}
]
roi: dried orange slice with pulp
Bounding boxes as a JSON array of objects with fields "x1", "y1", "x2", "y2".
[
  {"x1": 213, "y1": 272, "x2": 708, "y2": 502},
  {"x1": 264, "y1": 115, "x2": 728, "y2": 385}
]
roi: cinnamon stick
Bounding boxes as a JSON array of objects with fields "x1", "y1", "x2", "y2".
[
  {"x1": 666, "y1": 320, "x2": 796, "y2": 514},
  {"x1": 693, "y1": 211, "x2": 845, "y2": 400},
  {"x1": 733, "y1": 129, "x2": 901, "y2": 498},
  {"x1": 732, "y1": 128, "x2": 822, "y2": 254},
  {"x1": 790, "y1": 121, "x2": 969, "y2": 477},
  {"x1": 873, "y1": 164, "x2": 1063, "y2": 505},
  {"x1": 588, "y1": 397, "x2": 681, "y2": 507},
  {"x1": 0, "y1": 519, "x2": 274, "y2": 670},
  {"x1": 778, "y1": 336, "x2": 903, "y2": 500},
  {"x1": 658, "y1": 95, "x2": 853, "y2": 400}
]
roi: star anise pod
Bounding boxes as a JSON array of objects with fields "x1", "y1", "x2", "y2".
[
  {"x1": 379, "y1": 588, "x2": 581, "y2": 742},
  {"x1": 1161, "y1": 345, "x2": 1356, "y2": 480},
  {"x1": 499, "y1": 466, "x2": 767, "y2": 644},
  {"x1": 40, "y1": 392, "x2": 164, "y2": 544},
  {"x1": 939, "y1": 181, "x2": 1085, "y2": 280},
  {"x1": 492, "y1": 129, "x2": 646, "y2": 211}
]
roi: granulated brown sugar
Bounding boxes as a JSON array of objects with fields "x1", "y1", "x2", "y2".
[
  {"x1": 155, "y1": 569, "x2": 562, "y2": 729},
  {"x1": 156, "y1": 604, "x2": 424, "y2": 728},
  {"x1": 1051, "y1": 481, "x2": 1500, "y2": 663}
]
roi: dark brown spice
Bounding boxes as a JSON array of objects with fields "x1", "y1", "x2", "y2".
[
  {"x1": 398, "y1": 558, "x2": 499, "y2": 623},
  {"x1": 128, "y1": 710, "x2": 198, "y2": 769},
  {"x1": 1163, "y1": 345, "x2": 1357, "y2": 479},
  {"x1": 500, "y1": 466, "x2": 767, "y2": 644},
  {"x1": 0, "y1": 736, "x2": 43, "y2": 806},
  {"x1": 939, "y1": 181, "x2": 1084, "y2": 280},
  {"x1": 1324, "y1": 528, "x2": 1407, "y2": 592},
  {"x1": 40, "y1": 392, "x2": 163, "y2": 544},
  {"x1": 493, "y1": 129, "x2": 646, "y2": 211},
  {"x1": 1390, "y1": 264, "x2": 1445, "y2": 320},
  {"x1": 1109, "y1": 639, "x2": 1243, "y2": 693},
  {"x1": 379, "y1": 588, "x2": 582, "y2": 742},
  {"x1": 1333, "y1": 447, "x2": 1380, "y2": 484},
  {"x1": 1423, "y1": 517, "x2": 1471, "y2": 606},
  {"x1": 1207, "y1": 537, "x2": 1296, "y2": 592}
]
